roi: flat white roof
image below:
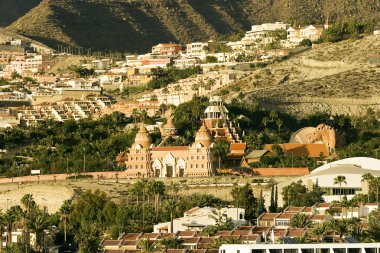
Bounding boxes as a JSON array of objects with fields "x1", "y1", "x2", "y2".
[{"x1": 312, "y1": 157, "x2": 380, "y2": 174}]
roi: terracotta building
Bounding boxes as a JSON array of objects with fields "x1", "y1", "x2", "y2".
[
  {"x1": 120, "y1": 124, "x2": 215, "y2": 178},
  {"x1": 117, "y1": 96, "x2": 246, "y2": 178}
]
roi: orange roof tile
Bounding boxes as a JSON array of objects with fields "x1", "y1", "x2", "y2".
[
  {"x1": 230, "y1": 143, "x2": 246, "y2": 150},
  {"x1": 252, "y1": 167, "x2": 309, "y2": 176},
  {"x1": 152, "y1": 146, "x2": 189, "y2": 151}
]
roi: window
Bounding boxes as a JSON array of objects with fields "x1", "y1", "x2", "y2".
[
  {"x1": 141, "y1": 157, "x2": 144, "y2": 161},
  {"x1": 140, "y1": 165, "x2": 143, "y2": 169},
  {"x1": 131, "y1": 157, "x2": 134, "y2": 161}
]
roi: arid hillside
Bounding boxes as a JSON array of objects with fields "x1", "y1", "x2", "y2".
[
  {"x1": 5, "y1": 0, "x2": 380, "y2": 52},
  {"x1": 0, "y1": 0, "x2": 41, "y2": 27},
  {"x1": 223, "y1": 35, "x2": 380, "y2": 116}
]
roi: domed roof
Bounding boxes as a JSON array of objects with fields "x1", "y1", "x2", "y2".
[
  {"x1": 134, "y1": 124, "x2": 152, "y2": 148},
  {"x1": 195, "y1": 123, "x2": 213, "y2": 147}
]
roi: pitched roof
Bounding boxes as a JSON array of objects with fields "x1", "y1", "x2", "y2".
[
  {"x1": 245, "y1": 150, "x2": 269, "y2": 159},
  {"x1": 230, "y1": 143, "x2": 246, "y2": 151}
]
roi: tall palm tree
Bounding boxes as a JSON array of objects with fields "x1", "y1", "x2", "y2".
[
  {"x1": 4, "y1": 206, "x2": 23, "y2": 246},
  {"x1": 289, "y1": 213, "x2": 312, "y2": 228},
  {"x1": 166, "y1": 199, "x2": 177, "y2": 233},
  {"x1": 333, "y1": 175, "x2": 347, "y2": 201},
  {"x1": 20, "y1": 194, "x2": 36, "y2": 246},
  {"x1": 137, "y1": 238, "x2": 156, "y2": 253},
  {"x1": 60, "y1": 200, "x2": 72, "y2": 243},
  {"x1": 29, "y1": 213, "x2": 50, "y2": 252},
  {"x1": 312, "y1": 222, "x2": 327, "y2": 243},
  {"x1": 361, "y1": 173, "x2": 374, "y2": 202},
  {"x1": 148, "y1": 181, "x2": 166, "y2": 221}
]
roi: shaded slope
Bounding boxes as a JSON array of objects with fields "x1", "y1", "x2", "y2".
[
  {"x1": 6, "y1": 0, "x2": 380, "y2": 52},
  {"x1": 0, "y1": 0, "x2": 42, "y2": 27}
]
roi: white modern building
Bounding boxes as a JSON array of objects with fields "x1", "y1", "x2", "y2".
[
  {"x1": 154, "y1": 206, "x2": 246, "y2": 233},
  {"x1": 220, "y1": 243, "x2": 380, "y2": 253},
  {"x1": 242, "y1": 22, "x2": 287, "y2": 44},
  {"x1": 302, "y1": 157, "x2": 380, "y2": 202}
]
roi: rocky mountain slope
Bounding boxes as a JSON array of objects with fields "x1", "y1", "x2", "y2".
[
  {"x1": 224, "y1": 35, "x2": 380, "y2": 116},
  {"x1": 5, "y1": 0, "x2": 380, "y2": 52},
  {"x1": 0, "y1": 0, "x2": 41, "y2": 27}
]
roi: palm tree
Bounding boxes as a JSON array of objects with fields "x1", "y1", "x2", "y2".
[
  {"x1": 166, "y1": 199, "x2": 177, "y2": 233},
  {"x1": 159, "y1": 237, "x2": 183, "y2": 252},
  {"x1": 4, "y1": 206, "x2": 23, "y2": 246},
  {"x1": 329, "y1": 219, "x2": 350, "y2": 243},
  {"x1": 148, "y1": 181, "x2": 166, "y2": 221},
  {"x1": 60, "y1": 200, "x2": 72, "y2": 243},
  {"x1": 361, "y1": 173, "x2": 374, "y2": 202},
  {"x1": 20, "y1": 194, "x2": 36, "y2": 246},
  {"x1": 137, "y1": 238, "x2": 156, "y2": 253},
  {"x1": 312, "y1": 222, "x2": 327, "y2": 243},
  {"x1": 289, "y1": 213, "x2": 312, "y2": 228},
  {"x1": 29, "y1": 213, "x2": 50, "y2": 252},
  {"x1": 210, "y1": 237, "x2": 223, "y2": 248},
  {"x1": 333, "y1": 175, "x2": 347, "y2": 201}
]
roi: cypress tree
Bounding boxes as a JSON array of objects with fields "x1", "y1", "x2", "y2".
[
  {"x1": 274, "y1": 183, "x2": 278, "y2": 212},
  {"x1": 269, "y1": 184, "x2": 275, "y2": 212}
]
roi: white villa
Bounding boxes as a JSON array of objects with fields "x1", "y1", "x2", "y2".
[{"x1": 154, "y1": 206, "x2": 246, "y2": 233}]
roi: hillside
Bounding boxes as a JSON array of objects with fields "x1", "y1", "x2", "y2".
[
  {"x1": 223, "y1": 35, "x2": 380, "y2": 116},
  {"x1": 0, "y1": 0, "x2": 41, "y2": 27},
  {"x1": 5, "y1": 0, "x2": 380, "y2": 52}
]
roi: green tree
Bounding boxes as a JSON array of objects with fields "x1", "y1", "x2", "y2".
[
  {"x1": 138, "y1": 238, "x2": 156, "y2": 253},
  {"x1": 211, "y1": 140, "x2": 230, "y2": 169},
  {"x1": 29, "y1": 213, "x2": 50, "y2": 252},
  {"x1": 312, "y1": 222, "x2": 328, "y2": 243},
  {"x1": 60, "y1": 200, "x2": 72, "y2": 243},
  {"x1": 289, "y1": 213, "x2": 312, "y2": 228},
  {"x1": 75, "y1": 222, "x2": 101, "y2": 253},
  {"x1": 159, "y1": 237, "x2": 183, "y2": 251}
]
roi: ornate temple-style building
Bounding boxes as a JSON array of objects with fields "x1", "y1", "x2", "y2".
[{"x1": 117, "y1": 96, "x2": 244, "y2": 178}]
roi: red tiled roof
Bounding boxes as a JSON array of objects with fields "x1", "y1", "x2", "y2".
[
  {"x1": 287, "y1": 229, "x2": 306, "y2": 237},
  {"x1": 309, "y1": 214, "x2": 327, "y2": 221},
  {"x1": 101, "y1": 240, "x2": 121, "y2": 246},
  {"x1": 252, "y1": 167, "x2": 309, "y2": 176},
  {"x1": 259, "y1": 213, "x2": 281, "y2": 221},
  {"x1": 241, "y1": 235, "x2": 259, "y2": 241},
  {"x1": 276, "y1": 213, "x2": 295, "y2": 219},
  {"x1": 177, "y1": 231, "x2": 197, "y2": 237},
  {"x1": 230, "y1": 143, "x2": 246, "y2": 151},
  {"x1": 152, "y1": 146, "x2": 189, "y2": 151},
  {"x1": 231, "y1": 230, "x2": 250, "y2": 235},
  {"x1": 121, "y1": 233, "x2": 141, "y2": 240}
]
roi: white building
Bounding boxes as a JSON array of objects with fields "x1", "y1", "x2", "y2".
[
  {"x1": 154, "y1": 206, "x2": 246, "y2": 233},
  {"x1": 186, "y1": 42, "x2": 208, "y2": 60},
  {"x1": 220, "y1": 243, "x2": 380, "y2": 253},
  {"x1": 287, "y1": 25, "x2": 325, "y2": 43},
  {"x1": 242, "y1": 22, "x2": 287, "y2": 44},
  {"x1": 302, "y1": 157, "x2": 380, "y2": 202}
]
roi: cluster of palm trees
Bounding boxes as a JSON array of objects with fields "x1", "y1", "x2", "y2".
[
  {"x1": 0, "y1": 194, "x2": 51, "y2": 252},
  {"x1": 136, "y1": 235, "x2": 241, "y2": 253},
  {"x1": 289, "y1": 212, "x2": 375, "y2": 243},
  {"x1": 361, "y1": 173, "x2": 380, "y2": 203}
]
